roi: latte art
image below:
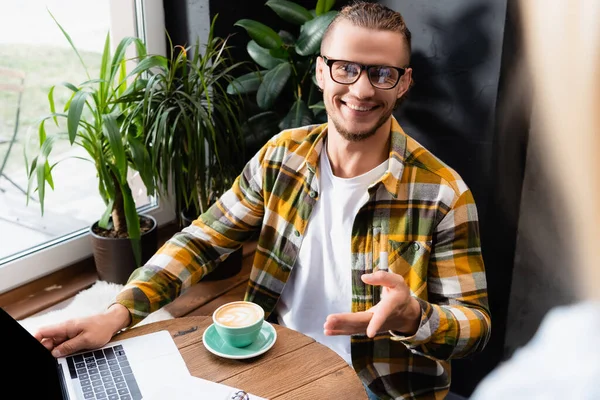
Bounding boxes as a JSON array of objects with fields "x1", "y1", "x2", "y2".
[{"x1": 215, "y1": 303, "x2": 263, "y2": 327}]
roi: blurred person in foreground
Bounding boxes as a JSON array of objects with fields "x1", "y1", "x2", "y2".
[
  {"x1": 33, "y1": 3, "x2": 491, "y2": 399},
  {"x1": 471, "y1": 0, "x2": 600, "y2": 399}
]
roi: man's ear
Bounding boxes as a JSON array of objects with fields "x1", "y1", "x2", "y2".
[
  {"x1": 315, "y1": 56, "x2": 325, "y2": 91},
  {"x1": 396, "y1": 68, "x2": 413, "y2": 99}
]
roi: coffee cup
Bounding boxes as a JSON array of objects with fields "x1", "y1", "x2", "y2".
[{"x1": 212, "y1": 301, "x2": 265, "y2": 348}]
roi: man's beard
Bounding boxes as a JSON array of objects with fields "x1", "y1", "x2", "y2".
[{"x1": 326, "y1": 102, "x2": 395, "y2": 142}]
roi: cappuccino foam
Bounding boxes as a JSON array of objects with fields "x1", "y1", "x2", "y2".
[{"x1": 215, "y1": 303, "x2": 262, "y2": 327}]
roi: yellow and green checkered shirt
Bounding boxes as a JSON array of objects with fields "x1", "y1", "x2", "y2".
[{"x1": 117, "y1": 118, "x2": 491, "y2": 400}]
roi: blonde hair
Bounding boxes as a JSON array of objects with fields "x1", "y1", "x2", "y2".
[
  {"x1": 320, "y1": 1, "x2": 412, "y2": 61},
  {"x1": 521, "y1": 0, "x2": 600, "y2": 299}
]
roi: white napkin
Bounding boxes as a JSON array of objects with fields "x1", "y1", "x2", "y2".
[{"x1": 144, "y1": 376, "x2": 267, "y2": 400}]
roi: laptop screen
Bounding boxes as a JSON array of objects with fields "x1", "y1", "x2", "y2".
[{"x1": 1, "y1": 307, "x2": 65, "y2": 399}]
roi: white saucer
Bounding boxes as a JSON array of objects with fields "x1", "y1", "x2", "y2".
[{"x1": 202, "y1": 321, "x2": 277, "y2": 360}]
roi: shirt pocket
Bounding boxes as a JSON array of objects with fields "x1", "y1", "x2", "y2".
[{"x1": 386, "y1": 240, "x2": 432, "y2": 296}]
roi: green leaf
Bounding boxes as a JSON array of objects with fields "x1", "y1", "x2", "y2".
[
  {"x1": 227, "y1": 70, "x2": 267, "y2": 95},
  {"x1": 247, "y1": 40, "x2": 284, "y2": 69},
  {"x1": 102, "y1": 114, "x2": 127, "y2": 182},
  {"x1": 121, "y1": 183, "x2": 142, "y2": 266},
  {"x1": 269, "y1": 46, "x2": 289, "y2": 60},
  {"x1": 48, "y1": 9, "x2": 90, "y2": 78},
  {"x1": 33, "y1": 134, "x2": 60, "y2": 215},
  {"x1": 128, "y1": 135, "x2": 154, "y2": 195},
  {"x1": 66, "y1": 90, "x2": 88, "y2": 144},
  {"x1": 128, "y1": 54, "x2": 168, "y2": 77},
  {"x1": 99, "y1": 198, "x2": 114, "y2": 228},
  {"x1": 315, "y1": 0, "x2": 336, "y2": 15},
  {"x1": 110, "y1": 36, "x2": 142, "y2": 82},
  {"x1": 256, "y1": 62, "x2": 292, "y2": 110},
  {"x1": 48, "y1": 86, "x2": 58, "y2": 126},
  {"x1": 266, "y1": 0, "x2": 313, "y2": 25},
  {"x1": 98, "y1": 32, "x2": 111, "y2": 108},
  {"x1": 296, "y1": 11, "x2": 337, "y2": 56},
  {"x1": 279, "y1": 99, "x2": 314, "y2": 129},
  {"x1": 235, "y1": 19, "x2": 283, "y2": 50},
  {"x1": 309, "y1": 100, "x2": 325, "y2": 111}
]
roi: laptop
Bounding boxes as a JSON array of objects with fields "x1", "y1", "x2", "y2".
[{"x1": 1, "y1": 306, "x2": 191, "y2": 400}]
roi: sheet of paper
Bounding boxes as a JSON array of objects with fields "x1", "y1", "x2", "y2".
[{"x1": 144, "y1": 375, "x2": 267, "y2": 400}]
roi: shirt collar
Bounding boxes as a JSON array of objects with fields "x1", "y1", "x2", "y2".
[{"x1": 299, "y1": 117, "x2": 409, "y2": 198}]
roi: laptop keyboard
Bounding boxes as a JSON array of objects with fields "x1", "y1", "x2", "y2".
[{"x1": 66, "y1": 344, "x2": 142, "y2": 400}]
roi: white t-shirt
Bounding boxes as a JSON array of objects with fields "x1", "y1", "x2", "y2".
[{"x1": 276, "y1": 145, "x2": 387, "y2": 365}]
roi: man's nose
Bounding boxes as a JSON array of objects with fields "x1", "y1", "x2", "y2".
[{"x1": 349, "y1": 70, "x2": 376, "y2": 98}]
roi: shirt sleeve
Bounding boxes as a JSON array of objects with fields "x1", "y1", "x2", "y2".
[
  {"x1": 115, "y1": 146, "x2": 267, "y2": 327},
  {"x1": 390, "y1": 188, "x2": 492, "y2": 360}
]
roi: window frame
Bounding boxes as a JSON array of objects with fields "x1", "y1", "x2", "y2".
[{"x1": 0, "y1": 0, "x2": 174, "y2": 294}]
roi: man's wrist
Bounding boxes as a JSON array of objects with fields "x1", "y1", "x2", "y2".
[
  {"x1": 399, "y1": 297, "x2": 421, "y2": 336},
  {"x1": 105, "y1": 303, "x2": 132, "y2": 335}
]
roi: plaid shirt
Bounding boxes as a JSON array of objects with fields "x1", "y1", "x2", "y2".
[{"x1": 117, "y1": 118, "x2": 491, "y2": 400}]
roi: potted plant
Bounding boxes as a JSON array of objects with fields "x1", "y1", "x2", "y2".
[
  {"x1": 227, "y1": 0, "x2": 339, "y2": 153},
  {"x1": 119, "y1": 16, "x2": 247, "y2": 280},
  {"x1": 26, "y1": 14, "x2": 158, "y2": 284}
]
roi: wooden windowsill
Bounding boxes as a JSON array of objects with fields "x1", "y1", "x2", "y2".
[{"x1": 0, "y1": 260, "x2": 99, "y2": 320}]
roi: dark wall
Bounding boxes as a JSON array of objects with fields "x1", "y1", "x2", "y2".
[{"x1": 162, "y1": 0, "x2": 190, "y2": 50}]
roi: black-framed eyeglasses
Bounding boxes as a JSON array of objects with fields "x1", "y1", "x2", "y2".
[{"x1": 321, "y1": 55, "x2": 407, "y2": 90}]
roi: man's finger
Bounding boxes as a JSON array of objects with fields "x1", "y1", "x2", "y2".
[
  {"x1": 361, "y1": 270, "x2": 404, "y2": 288},
  {"x1": 34, "y1": 323, "x2": 70, "y2": 342},
  {"x1": 40, "y1": 337, "x2": 55, "y2": 351},
  {"x1": 324, "y1": 312, "x2": 373, "y2": 336},
  {"x1": 52, "y1": 336, "x2": 87, "y2": 358}
]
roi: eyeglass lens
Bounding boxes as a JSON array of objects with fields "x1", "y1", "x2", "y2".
[{"x1": 330, "y1": 61, "x2": 400, "y2": 89}]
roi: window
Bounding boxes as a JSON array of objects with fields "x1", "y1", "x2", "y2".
[{"x1": 0, "y1": 0, "x2": 173, "y2": 294}]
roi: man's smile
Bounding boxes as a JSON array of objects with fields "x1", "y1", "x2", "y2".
[{"x1": 339, "y1": 99, "x2": 380, "y2": 113}]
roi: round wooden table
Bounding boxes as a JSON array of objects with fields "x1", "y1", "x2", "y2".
[{"x1": 114, "y1": 316, "x2": 368, "y2": 399}]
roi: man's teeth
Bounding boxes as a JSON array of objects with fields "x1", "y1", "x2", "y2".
[{"x1": 345, "y1": 103, "x2": 373, "y2": 111}]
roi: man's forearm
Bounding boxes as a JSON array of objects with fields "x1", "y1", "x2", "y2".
[{"x1": 105, "y1": 303, "x2": 132, "y2": 334}]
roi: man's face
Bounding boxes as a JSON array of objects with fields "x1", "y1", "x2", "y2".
[{"x1": 316, "y1": 20, "x2": 412, "y2": 142}]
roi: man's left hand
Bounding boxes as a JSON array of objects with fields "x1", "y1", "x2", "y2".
[{"x1": 323, "y1": 271, "x2": 422, "y2": 338}]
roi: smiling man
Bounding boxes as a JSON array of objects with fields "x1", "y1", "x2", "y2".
[
  {"x1": 278, "y1": 4, "x2": 490, "y2": 399},
  {"x1": 34, "y1": 3, "x2": 490, "y2": 400}
]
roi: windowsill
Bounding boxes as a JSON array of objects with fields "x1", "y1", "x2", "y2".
[{"x1": 0, "y1": 221, "x2": 180, "y2": 320}]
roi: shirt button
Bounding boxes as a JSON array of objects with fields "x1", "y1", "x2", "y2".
[
  {"x1": 412, "y1": 242, "x2": 420, "y2": 251},
  {"x1": 294, "y1": 230, "x2": 300, "y2": 237},
  {"x1": 309, "y1": 191, "x2": 317, "y2": 198}
]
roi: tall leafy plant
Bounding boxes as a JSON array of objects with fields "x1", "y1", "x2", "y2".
[
  {"x1": 26, "y1": 14, "x2": 155, "y2": 266},
  {"x1": 228, "y1": 0, "x2": 338, "y2": 148},
  {"x1": 119, "y1": 16, "x2": 246, "y2": 225}
]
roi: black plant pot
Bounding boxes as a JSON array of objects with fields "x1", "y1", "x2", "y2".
[
  {"x1": 180, "y1": 209, "x2": 197, "y2": 230},
  {"x1": 89, "y1": 214, "x2": 158, "y2": 284}
]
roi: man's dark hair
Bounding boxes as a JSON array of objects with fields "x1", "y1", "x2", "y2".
[{"x1": 320, "y1": 1, "x2": 412, "y2": 61}]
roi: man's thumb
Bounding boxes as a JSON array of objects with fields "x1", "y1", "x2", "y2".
[{"x1": 52, "y1": 339, "x2": 81, "y2": 358}]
